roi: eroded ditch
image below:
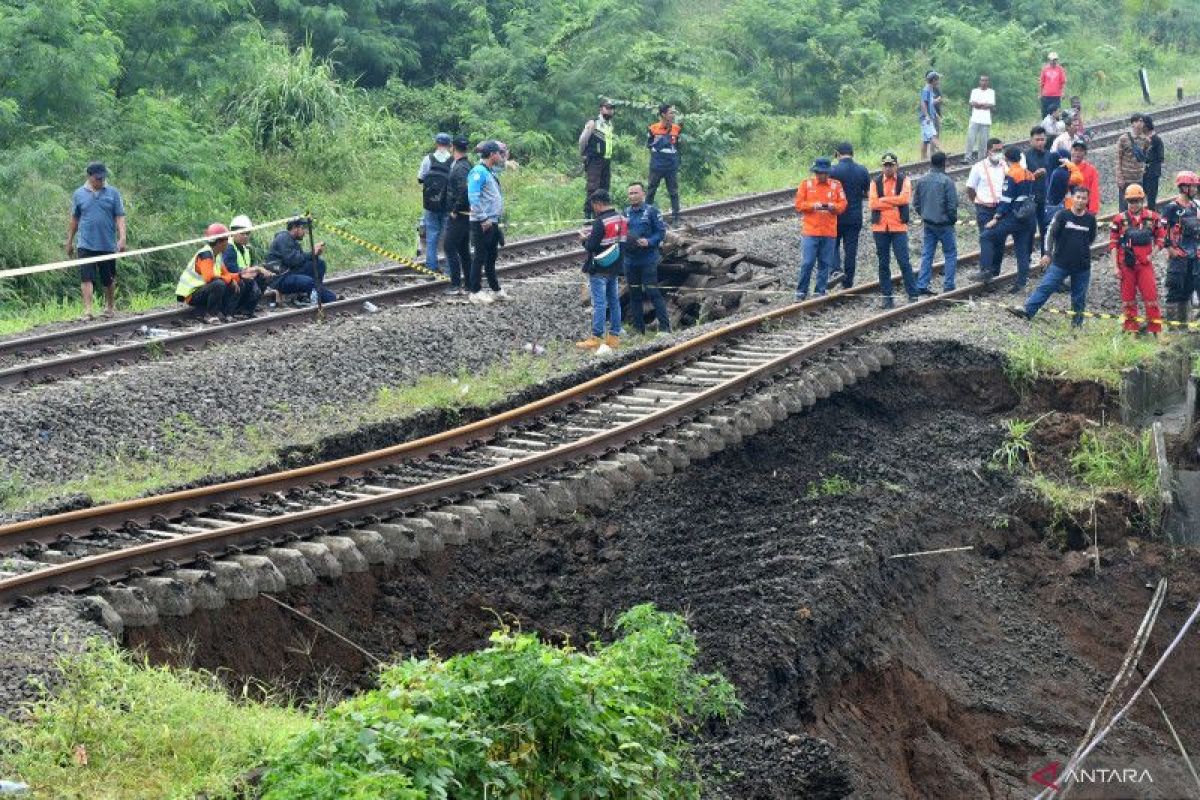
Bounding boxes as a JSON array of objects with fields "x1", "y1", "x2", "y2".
[{"x1": 125, "y1": 339, "x2": 1200, "y2": 799}]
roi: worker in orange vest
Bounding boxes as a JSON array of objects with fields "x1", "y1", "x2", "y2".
[
  {"x1": 869, "y1": 152, "x2": 918, "y2": 308},
  {"x1": 794, "y1": 157, "x2": 848, "y2": 300}
]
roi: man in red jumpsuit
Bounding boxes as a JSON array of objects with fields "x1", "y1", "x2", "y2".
[{"x1": 1109, "y1": 183, "x2": 1165, "y2": 335}]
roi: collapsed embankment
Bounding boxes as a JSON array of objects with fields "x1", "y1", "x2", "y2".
[{"x1": 127, "y1": 339, "x2": 1200, "y2": 799}]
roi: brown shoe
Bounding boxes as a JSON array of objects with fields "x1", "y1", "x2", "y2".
[
  {"x1": 604, "y1": 334, "x2": 620, "y2": 349},
  {"x1": 575, "y1": 336, "x2": 602, "y2": 350}
]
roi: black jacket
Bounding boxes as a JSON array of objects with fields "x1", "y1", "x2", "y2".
[
  {"x1": 1023, "y1": 146, "x2": 1055, "y2": 200},
  {"x1": 830, "y1": 157, "x2": 870, "y2": 229},
  {"x1": 267, "y1": 230, "x2": 314, "y2": 275},
  {"x1": 448, "y1": 156, "x2": 472, "y2": 215}
]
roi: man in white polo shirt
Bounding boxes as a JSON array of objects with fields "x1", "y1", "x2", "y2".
[
  {"x1": 966, "y1": 75, "x2": 995, "y2": 162},
  {"x1": 966, "y1": 138, "x2": 1007, "y2": 276}
]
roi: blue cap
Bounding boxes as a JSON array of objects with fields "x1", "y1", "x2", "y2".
[
  {"x1": 434, "y1": 132, "x2": 452, "y2": 145},
  {"x1": 476, "y1": 140, "x2": 502, "y2": 156},
  {"x1": 810, "y1": 157, "x2": 833, "y2": 173}
]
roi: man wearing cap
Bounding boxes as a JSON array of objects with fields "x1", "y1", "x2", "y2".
[
  {"x1": 966, "y1": 75, "x2": 995, "y2": 163},
  {"x1": 869, "y1": 153, "x2": 918, "y2": 308},
  {"x1": 579, "y1": 99, "x2": 616, "y2": 220},
  {"x1": 266, "y1": 218, "x2": 337, "y2": 304},
  {"x1": 467, "y1": 141, "x2": 507, "y2": 303},
  {"x1": 66, "y1": 161, "x2": 126, "y2": 319},
  {"x1": 443, "y1": 136, "x2": 473, "y2": 294},
  {"x1": 1040, "y1": 53, "x2": 1067, "y2": 118},
  {"x1": 176, "y1": 223, "x2": 239, "y2": 323},
  {"x1": 417, "y1": 132, "x2": 454, "y2": 274},
  {"x1": 913, "y1": 151, "x2": 959, "y2": 294},
  {"x1": 793, "y1": 158, "x2": 848, "y2": 300},
  {"x1": 919, "y1": 71, "x2": 942, "y2": 160},
  {"x1": 829, "y1": 142, "x2": 870, "y2": 289}
]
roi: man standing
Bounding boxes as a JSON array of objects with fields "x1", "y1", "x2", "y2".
[
  {"x1": 1022, "y1": 126, "x2": 1053, "y2": 255},
  {"x1": 66, "y1": 161, "x2": 126, "y2": 319},
  {"x1": 1116, "y1": 114, "x2": 1149, "y2": 212},
  {"x1": 913, "y1": 151, "x2": 959, "y2": 294},
  {"x1": 1044, "y1": 148, "x2": 1084, "y2": 228},
  {"x1": 982, "y1": 146, "x2": 1037, "y2": 291},
  {"x1": 829, "y1": 142, "x2": 870, "y2": 289},
  {"x1": 579, "y1": 99, "x2": 616, "y2": 220},
  {"x1": 793, "y1": 158, "x2": 847, "y2": 300},
  {"x1": 266, "y1": 218, "x2": 337, "y2": 304},
  {"x1": 1010, "y1": 185, "x2": 1096, "y2": 326},
  {"x1": 646, "y1": 104, "x2": 682, "y2": 225},
  {"x1": 869, "y1": 153, "x2": 918, "y2": 308},
  {"x1": 1159, "y1": 171, "x2": 1200, "y2": 325},
  {"x1": 468, "y1": 140, "x2": 507, "y2": 304},
  {"x1": 1070, "y1": 139, "x2": 1101, "y2": 216},
  {"x1": 176, "y1": 223, "x2": 239, "y2": 323},
  {"x1": 966, "y1": 75, "x2": 995, "y2": 162},
  {"x1": 417, "y1": 133, "x2": 453, "y2": 274},
  {"x1": 919, "y1": 71, "x2": 942, "y2": 160},
  {"x1": 1110, "y1": 185, "x2": 1164, "y2": 335},
  {"x1": 1141, "y1": 116, "x2": 1165, "y2": 209},
  {"x1": 1039, "y1": 52, "x2": 1067, "y2": 117},
  {"x1": 443, "y1": 136, "x2": 473, "y2": 295},
  {"x1": 966, "y1": 138, "x2": 1006, "y2": 275},
  {"x1": 577, "y1": 190, "x2": 627, "y2": 350},
  {"x1": 623, "y1": 182, "x2": 671, "y2": 335}
]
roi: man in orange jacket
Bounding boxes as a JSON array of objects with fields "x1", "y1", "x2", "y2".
[
  {"x1": 1110, "y1": 184, "x2": 1164, "y2": 334},
  {"x1": 794, "y1": 157, "x2": 848, "y2": 299},
  {"x1": 869, "y1": 152, "x2": 918, "y2": 308}
]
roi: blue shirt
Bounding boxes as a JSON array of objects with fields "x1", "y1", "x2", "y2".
[
  {"x1": 623, "y1": 203, "x2": 666, "y2": 266},
  {"x1": 72, "y1": 184, "x2": 126, "y2": 252},
  {"x1": 920, "y1": 86, "x2": 940, "y2": 122},
  {"x1": 467, "y1": 164, "x2": 504, "y2": 223},
  {"x1": 830, "y1": 157, "x2": 870, "y2": 229}
]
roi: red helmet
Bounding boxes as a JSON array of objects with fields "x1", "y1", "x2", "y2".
[
  {"x1": 204, "y1": 222, "x2": 230, "y2": 239},
  {"x1": 1175, "y1": 171, "x2": 1200, "y2": 188}
]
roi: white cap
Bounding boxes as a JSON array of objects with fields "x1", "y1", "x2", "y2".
[
  {"x1": 230, "y1": 214, "x2": 253, "y2": 231},
  {"x1": 1048, "y1": 51, "x2": 1059, "y2": 60}
]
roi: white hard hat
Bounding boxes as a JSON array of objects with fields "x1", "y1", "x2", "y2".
[
  {"x1": 1048, "y1": 51, "x2": 1059, "y2": 60},
  {"x1": 230, "y1": 214, "x2": 253, "y2": 231}
]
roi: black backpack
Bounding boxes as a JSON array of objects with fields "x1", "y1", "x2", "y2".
[{"x1": 422, "y1": 155, "x2": 451, "y2": 212}]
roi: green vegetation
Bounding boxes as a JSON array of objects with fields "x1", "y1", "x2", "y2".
[
  {"x1": 1071, "y1": 427, "x2": 1158, "y2": 504},
  {"x1": 0, "y1": 644, "x2": 309, "y2": 800},
  {"x1": 1, "y1": 0, "x2": 1197, "y2": 331},
  {"x1": 992, "y1": 415, "x2": 1049, "y2": 472},
  {"x1": 806, "y1": 474, "x2": 857, "y2": 499},
  {"x1": 2, "y1": 607, "x2": 738, "y2": 799},
  {"x1": 1004, "y1": 328, "x2": 1166, "y2": 388}
]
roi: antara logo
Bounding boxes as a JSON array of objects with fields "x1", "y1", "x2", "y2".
[{"x1": 1030, "y1": 761, "x2": 1155, "y2": 791}]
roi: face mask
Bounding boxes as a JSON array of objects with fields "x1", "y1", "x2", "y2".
[{"x1": 988, "y1": 153, "x2": 1003, "y2": 164}]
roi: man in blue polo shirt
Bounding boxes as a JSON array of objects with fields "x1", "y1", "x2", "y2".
[{"x1": 66, "y1": 161, "x2": 126, "y2": 319}]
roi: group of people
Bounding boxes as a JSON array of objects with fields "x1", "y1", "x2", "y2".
[{"x1": 579, "y1": 100, "x2": 683, "y2": 225}]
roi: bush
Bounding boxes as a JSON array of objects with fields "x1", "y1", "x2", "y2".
[{"x1": 260, "y1": 604, "x2": 741, "y2": 799}]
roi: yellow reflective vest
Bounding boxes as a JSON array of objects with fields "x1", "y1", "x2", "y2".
[{"x1": 175, "y1": 246, "x2": 221, "y2": 299}]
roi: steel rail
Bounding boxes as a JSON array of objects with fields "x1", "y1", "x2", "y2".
[{"x1": 2, "y1": 98, "x2": 1197, "y2": 385}]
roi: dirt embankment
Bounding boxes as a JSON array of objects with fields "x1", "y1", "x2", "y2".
[{"x1": 130, "y1": 340, "x2": 1200, "y2": 799}]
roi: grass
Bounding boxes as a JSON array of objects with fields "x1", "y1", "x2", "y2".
[
  {"x1": 992, "y1": 415, "x2": 1048, "y2": 472},
  {"x1": 1071, "y1": 427, "x2": 1158, "y2": 505},
  {"x1": 1004, "y1": 327, "x2": 1166, "y2": 388},
  {"x1": 0, "y1": 644, "x2": 311, "y2": 800},
  {"x1": 805, "y1": 474, "x2": 857, "y2": 499},
  {"x1": 0, "y1": 291, "x2": 165, "y2": 335}
]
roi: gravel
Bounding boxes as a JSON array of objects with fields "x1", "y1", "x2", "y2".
[{"x1": 0, "y1": 128, "x2": 1195, "y2": 515}]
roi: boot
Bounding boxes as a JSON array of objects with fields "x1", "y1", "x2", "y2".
[
  {"x1": 604, "y1": 334, "x2": 620, "y2": 349},
  {"x1": 1166, "y1": 302, "x2": 1187, "y2": 325},
  {"x1": 576, "y1": 336, "x2": 602, "y2": 350}
]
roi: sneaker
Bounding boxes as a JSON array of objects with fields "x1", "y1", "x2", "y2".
[
  {"x1": 918, "y1": 287, "x2": 936, "y2": 296},
  {"x1": 1007, "y1": 283, "x2": 1027, "y2": 294},
  {"x1": 880, "y1": 298, "x2": 895, "y2": 310},
  {"x1": 492, "y1": 288, "x2": 509, "y2": 302},
  {"x1": 1192, "y1": 290, "x2": 1199, "y2": 308},
  {"x1": 203, "y1": 315, "x2": 222, "y2": 324},
  {"x1": 1005, "y1": 306, "x2": 1030, "y2": 321},
  {"x1": 442, "y1": 286, "x2": 460, "y2": 296},
  {"x1": 795, "y1": 293, "x2": 808, "y2": 302},
  {"x1": 467, "y1": 291, "x2": 484, "y2": 305},
  {"x1": 576, "y1": 336, "x2": 602, "y2": 350},
  {"x1": 604, "y1": 334, "x2": 620, "y2": 349}
]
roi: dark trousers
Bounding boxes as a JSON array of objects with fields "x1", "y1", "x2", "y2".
[
  {"x1": 444, "y1": 213, "x2": 471, "y2": 288},
  {"x1": 1040, "y1": 95, "x2": 1062, "y2": 117},
  {"x1": 625, "y1": 259, "x2": 671, "y2": 333},
  {"x1": 833, "y1": 224, "x2": 862, "y2": 288},
  {"x1": 1166, "y1": 254, "x2": 1200, "y2": 305},
  {"x1": 982, "y1": 216, "x2": 1035, "y2": 286},
  {"x1": 584, "y1": 158, "x2": 612, "y2": 219},
  {"x1": 647, "y1": 168, "x2": 680, "y2": 222},
  {"x1": 1033, "y1": 197, "x2": 1049, "y2": 255},
  {"x1": 874, "y1": 231, "x2": 917, "y2": 300},
  {"x1": 1145, "y1": 171, "x2": 1162, "y2": 210},
  {"x1": 187, "y1": 281, "x2": 236, "y2": 316},
  {"x1": 975, "y1": 204, "x2": 999, "y2": 271},
  {"x1": 469, "y1": 221, "x2": 501, "y2": 293}
]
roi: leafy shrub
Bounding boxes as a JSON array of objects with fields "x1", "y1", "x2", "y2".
[{"x1": 260, "y1": 604, "x2": 741, "y2": 799}]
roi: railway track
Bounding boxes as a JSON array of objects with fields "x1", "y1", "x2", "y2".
[
  {"x1": 0, "y1": 231, "x2": 1111, "y2": 618},
  {"x1": 2, "y1": 99, "x2": 1199, "y2": 389}
]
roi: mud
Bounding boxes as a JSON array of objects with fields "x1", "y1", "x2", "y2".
[{"x1": 129, "y1": 339, "x2": 1200, "y2": 798}]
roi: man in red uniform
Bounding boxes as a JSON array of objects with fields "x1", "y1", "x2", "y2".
[
  {"x1": 793, "y1": 157, "x2": 848, "y2": 300},
  {"x1": 1039, "y1": 52, "x2": 1067, "y2": 118},
  {"x1": 1159, "y1": 171, "x2": 1200, "y2": 325},
  {"x1": 1109, "y1": 184, "x2": 1164, "y2": 335}
]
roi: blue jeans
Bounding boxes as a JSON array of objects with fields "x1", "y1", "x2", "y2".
[
  {"x1": 833, "y1": 225, "x2": 862, "y2": 288},
  {"x1": 918, "y1": 224, "x2": 958, "y2": 291},
  {"x1": 874, "y1": 231, "x2": 918, "y2": 300},
  {"x1": 588, "y1": 274, "x2": 622, "y2": 337},
  {"x1": 1025, "y1": 265, "x2": 1090, "y2": 325},
  {"x1": 274, "y1": 258, "x2": 336, "y2": 303},
  {"x1": 625, "y1": 259, "x2": 670, "y2": 333},
  {"x1": 983, "y1": 216, "x2": 1035, "y2": 286},
  {"x1": 422, "y1": 210, "x2": 448, "y2": 273},
  {"x1": 796, "y1": 235, "x2": 836, "y2": 298}
]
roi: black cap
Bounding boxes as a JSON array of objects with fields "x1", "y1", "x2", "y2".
[
  {"x1": 286, "y1": 216, "x2": 311, "y2": 229},
  {"x1": 880, "y1": 151, "x2": 899, "y2": 165},
  {"x1": 835, "y1": 142, "x2": 854, "y2": 155},
  {"x1": 86, "y1": 161, "x2": 107, "y2": 177},
  {"x1": 589, "y1": 189, "x2": 612, "y2": 204},
  {"x1": 810, "y1": 157, "x2": 833, "y2": 173},
  {"x1": 476, "y1": 140, "x2": 502, "y2": 157},
  {"x1": 452, "y1": 135, "x2": 470, "y2": 150},
  {"x1": 1071, "y1": 138, "x2": 1089, "y2": 151}
]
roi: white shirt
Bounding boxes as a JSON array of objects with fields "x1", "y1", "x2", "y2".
[
  {"x1": 1041, "y1": 114, "x2": 1067, "y2": 136},
  {"x1": 969, "y1": 88, "x2": 995, "y2": 125},
  {"x1": 967, "y1": 158, "x2": 1007, "y2": 205}
]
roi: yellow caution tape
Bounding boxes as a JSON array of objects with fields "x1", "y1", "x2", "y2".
[{"x1": 314, "y1": 217, "x2": 448, "y2": 282}]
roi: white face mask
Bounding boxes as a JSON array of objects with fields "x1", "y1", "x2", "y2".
[{"x1": 988, "y1": 153, "x2": 1003, "y2": 165}]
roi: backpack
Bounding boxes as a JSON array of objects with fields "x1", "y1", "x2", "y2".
[{"x1": 422, "y1": 155, "x2": 451, "y2": 212}]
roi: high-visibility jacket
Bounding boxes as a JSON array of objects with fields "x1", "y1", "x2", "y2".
[
  {"x1": 793, "y1": 178, "x2": 847, "y2": 238},
  {"x1": 176, "y1": 245, "x2": 232, "y2": 300},
  {"x1": 223, "y1": 241, "x2": 252, "y2": 274},
  {"x1": 585, "y1": 116, "x2": 614, "y2": 161},
  {"x1": 1109, "y1": 208, "x2": 1163, "y2": 268},
  {"x1": 647, "y1": 121, "x2": 681, "y2": 171},
  {"x1": 869, "y1": 173, "x2": 911, "y2": 232}
]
